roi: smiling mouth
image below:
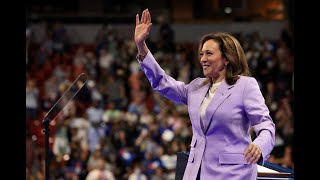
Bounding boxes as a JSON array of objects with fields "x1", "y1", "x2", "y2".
[{"x1": 203, "y1": 65, "x2": 210, "y2": 70}]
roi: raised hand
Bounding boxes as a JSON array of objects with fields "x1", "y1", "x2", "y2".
[{"x1": 135, "y1": 9, "x2": 152, "y2": 47}]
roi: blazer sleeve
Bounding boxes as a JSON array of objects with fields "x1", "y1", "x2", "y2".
[
  {"x1": 138, "y1": 51, "x2": 188, "y2": 105},
  {"x1": 243, "y1": 77, "x2": 275, "y2": 165}
]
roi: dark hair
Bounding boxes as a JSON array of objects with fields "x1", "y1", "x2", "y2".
[{"x1": 198, "y1": 32, "x2": 250, "y2": 85}]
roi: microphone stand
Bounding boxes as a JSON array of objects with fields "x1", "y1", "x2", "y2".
[
  {"x1": 43, "y1": 117, "x2": 51, "y2": 180},
  {"x1": 41, "y1": 73, "x2": 88, "y2": 180}
]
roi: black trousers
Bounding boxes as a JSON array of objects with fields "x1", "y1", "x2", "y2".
[{"x1": 175, "y1": 152, "x2": 201, "y2": 180}]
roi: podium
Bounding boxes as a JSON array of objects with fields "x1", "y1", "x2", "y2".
[
  {"x1": 257, "y1": 161, "x2": 293, "y2": 180},
  {"x1": 175, "y1": 152, "x2": 294, "y2": 180}
]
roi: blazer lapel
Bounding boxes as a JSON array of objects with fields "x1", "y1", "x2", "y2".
[
  {"x1": 204, "y1": 79, "x2": 234, "y2": 134},
  {"x1": 190, "y1": 83, "x2": 211, "y2": 136}
]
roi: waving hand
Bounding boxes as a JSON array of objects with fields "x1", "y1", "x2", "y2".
[{"x1": 135, "y1": 9, "x2": 152, "y2": 57}]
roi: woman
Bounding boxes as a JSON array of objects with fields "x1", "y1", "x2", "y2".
[{"x1": 134, "y1": 9, "x2": 275, "y2": 180}]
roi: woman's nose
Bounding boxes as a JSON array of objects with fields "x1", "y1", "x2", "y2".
[{"x1": 200, "y1": 56, "x2": 207, "y2": 63}]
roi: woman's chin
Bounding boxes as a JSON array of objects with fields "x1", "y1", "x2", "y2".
[{"x1": 203, "y1": 71, "x2": 210, "y2": 77}]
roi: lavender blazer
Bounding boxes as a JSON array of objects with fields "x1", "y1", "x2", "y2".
[{"x1": 139, "y1": 51, "x2": 275, "y2": 180}]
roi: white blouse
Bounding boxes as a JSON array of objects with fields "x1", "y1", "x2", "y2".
[{"x1": 199, "y1": 82, "x2": 221, "y2": 132}]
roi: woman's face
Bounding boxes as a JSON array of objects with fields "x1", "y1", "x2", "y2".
[{"x1": 200, "y1": 39, "x2": 227, "y2": 79}]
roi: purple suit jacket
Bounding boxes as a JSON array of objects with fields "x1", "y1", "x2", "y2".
[{"x1": 139, "y1": 51, "x2": 275, "y2": 180}]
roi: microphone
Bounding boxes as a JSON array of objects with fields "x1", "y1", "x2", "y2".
[{"x1": 42, "y1": 73, "x2": 88, "y2": 124}]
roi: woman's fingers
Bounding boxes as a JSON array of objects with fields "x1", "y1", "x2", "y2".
[
  {"x1": 247, "y1": 151, "x2": 260, "y2": 164},
  {"x1": 146, "y1": 9, "x2": 151, "y2": 24},
  {"x1": 142, "y1": 9, "x2": 146, "y2": 23},
  {"x1": 253, "y1": 152, "x2": 261, "y2": 163},
  {"x1": 136, "y1": 9, "x2": 151, "y2": 25},
  {"x1": 136, "y1": 14, "x2": 139, "y2": 26},
  {"x1": 134, "y1": 9, "x2": 151, "y2": 44},
  {"x1": 147, "y1": 23, "x2": 152, "y2": 33},
  {"x1": 244, "y1": 144, "x2": 261, "y2": 164}
]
